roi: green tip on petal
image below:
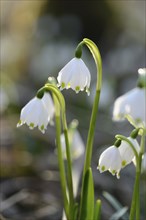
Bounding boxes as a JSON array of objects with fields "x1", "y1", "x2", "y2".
[
  {"x1": 75, "y1": 86, "x2": 80, "y2": 92},
  {"x1": 61, "y1": 82, "x2": 66, "y2": 89},
  {"x1": 40, "y1": 125, "x2": 44, "y2": 131},
  {"x1": 122, "y1": 160, "x2": 127, "y2": 167},
  {"x1": 67, "y1": 83, "x2": 71, "y2": 88},
  {"x1": 101, "y1": 166, "x2": 105, "y2": 171},
  {"x1": 17, "y1": 120, "x2": 22, "y2": 126},
  {"x1": 86, "y1": 88, "x2": 90, "y2": 96},
  {"x1": 112, "y1": 170, "x2": 116, "y2": 175},
  {"x1": 29, "y1": 123, "x2": 34, "y2": 129}
]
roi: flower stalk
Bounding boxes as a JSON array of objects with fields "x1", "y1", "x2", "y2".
[
  {"x1": 44, "y1": 84, "x2": 74, "y2": 217},
  {"x1": 53, "y1": 94, "x2": 69, "y2": 219},
  {"x1": 116, "y1": 130, "x2": 145, "y2": 220},
  {"x1": 82, "y1": 38, "x2": 102, "y2": 178},
  {"x1": 76, "y1": 38, "x2": 102, "y2": 219}
]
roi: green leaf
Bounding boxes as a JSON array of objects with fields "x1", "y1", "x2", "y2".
[
  {"x1": 80, "y1": 168, "x2": 94, "y2": 220},
  {"x1": 94, "y1": 199, "x2": 101, "y2": 220},
  {"x1": 73, "y1": 203, "x2": 79, "y2": 220},
  {"x1": 109, "y1": 207, "x2": 129, "y2": 220}
]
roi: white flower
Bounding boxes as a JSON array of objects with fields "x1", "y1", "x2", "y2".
[
  {"x1": 57, "y1": 57, "x2": 91, "y2": 94},
  {"x1": 17, "y1": 92, "x2": 54, "y2": 133},
  {"x1": 118, "y1": 137, "x2": 140, "y2": 167},
  {"x1": 141, "y1": 152, "x2": 146, "y2": 173},
  {"x1": 113, "y1": 87, "x2": 146, "y2": 128},
  {"x1": 98, "y1": 145, "x2": 122, "y2": 178},
  {"x1": 60, "y1": 130, "x2": 85, "y2": 160},
  {"x1": 138, "y1": 68, "x2": 146, "y2": 75}
]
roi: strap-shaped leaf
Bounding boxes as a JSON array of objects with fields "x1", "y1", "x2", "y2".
[
  {"x1": 94, "y1": 199, "x2": 101, "y2": 220},
  {"x1": 73, "y1": 203, "x2": 79, "y2": 220},
  {"x1": 80, "y1": 167, "x2": 94, "y2": 220}
]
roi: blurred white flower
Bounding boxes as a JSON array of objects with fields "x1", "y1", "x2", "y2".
[
  {"x1": 119, "y1": 137, "x2": 140, "y2": 167},
  {"x1": 60, "y1": 130, "x2": 85, "y2": 160},
  {"x1": 138, "y1": 68, "x2": 146, "y2": 75},
  {"x1": 141, "y1": 152, "x2": 146, "y2": 173},
  {"x1": 57, "y1": 57, "x2": 91, "y2": 94},
  {"x1": 113, "y1": 87, "x2": 146, "y2": 128},
  {"x1": 59, "y1": 121, "x2": 85, "y2": 198},
  {"x1": 98, "y1": 145, "x2": 122, "y2": 179},
  {"x1": 17, "y1": 92, "x2": 54, "y2": 133}
]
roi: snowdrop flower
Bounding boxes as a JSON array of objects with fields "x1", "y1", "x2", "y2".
[
  {"x1": 113, "y1": 87, "x2": 146, "y2": 128},
  {"x1": 119, "y1": 137, "x2": 140, "y2": 167},
  {"x1": 17, "y1": 92, "x2": 54, "y2": 133},
  {"x1": 98, "y1": 145, "x2": 122, "y2": 179},
  {"x1": 57, "y1": 57, "x2": 91, "y2": 94}
]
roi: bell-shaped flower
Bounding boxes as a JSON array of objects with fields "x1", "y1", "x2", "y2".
[
  {"x1": 118, "y1": 137, "x2": 140, "y2": 168},
  {"x1": 113, "y1": 87, "x2": 146, "y2": 128},
  {"x1": 57, "y1": 57, "x2": 91, "y2": 94},
  {"x1": 17, "y1": 92, "x2": 54, "y2": 133},
  {"x1": 97, "y1": 145, "x2": 122, "y2": 178}
]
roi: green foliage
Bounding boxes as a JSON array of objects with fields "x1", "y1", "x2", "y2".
[{"x1": 80, "y1": 168, "x2": 94, "y2": 220}]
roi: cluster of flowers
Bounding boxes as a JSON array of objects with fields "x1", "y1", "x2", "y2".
[
  {"x1": 98, "y1": 68, "x2": 146, "y2": 178},
  {"x1": 17, "y1": 55, "x2": 145, "y2": 177},
  {"x1": 98, "y1": 136, "x2": 139, "y2": 179},
  {"x1": 17, "y1": 57, "x2": 90, "y2": 133}
]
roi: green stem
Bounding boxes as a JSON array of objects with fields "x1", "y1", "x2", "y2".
[
  {"x1": 82, "y1": 38, "x2": 102, "y2": 178},
  {"x1": 44, "y1": 84, "x2": 74, "y2": 212},
  {"x1": 63, "y1": 118, "x2": 75, "y2": 215},
  {"x1": 83, "y1": 89, "x2": 100, "y2": 172},
  {"x1": 129, "y1": 132, "x2": 145, "y2": 220},
  {"x1": 136, "y1": 133, "x2": 145, "y2": 219},
  {"x1": 78, "y1": 38, "x2": 102, "y2": 220},
  {"x1": 129, "y1": 166, "x2": 140, "y2": 220},
  {"x1": 135, "y1": 164, "x2": 140, "y2": 220},
  {"x1": 54, "y1": 96, "x2": 69, "y2": 219}
]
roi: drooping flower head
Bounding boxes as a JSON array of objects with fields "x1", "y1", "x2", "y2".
[
  {"x1": 57, "y1": 57, "x2": 91, "y2": 95},
  {"x1": 113, "y1": 87, "x2": 146, "y2": 128},
  {"x1": 97, "y1": 145, "x2": 122, "y2": 179},
  {"x1": 17, "y1": 92, "x2": 54, "y2": 133},
  {"x1": 113, "y1": 68, "x2": 146, "y2": 128}
]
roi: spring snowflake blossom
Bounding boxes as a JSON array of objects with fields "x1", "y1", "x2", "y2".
[
  {"x1": 17, "y1": 92, "x2": 54, "y2": 133},
  {"x1": 118, "y1": 137, "x2": 140, "y2": 167},
  {"x1": 97, "y1": 145, "x2": 122, "y2": 179},
  {"x1": 113, "y1": 87, "x2": 146, "y2": 128},
  {"x1": 57, "y1": 57, "x2": 91, "y2": 94}
]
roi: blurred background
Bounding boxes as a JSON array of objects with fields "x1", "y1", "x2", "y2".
[{"x1": 0, "y1": 0, "x2": 145, "y2": 219}]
